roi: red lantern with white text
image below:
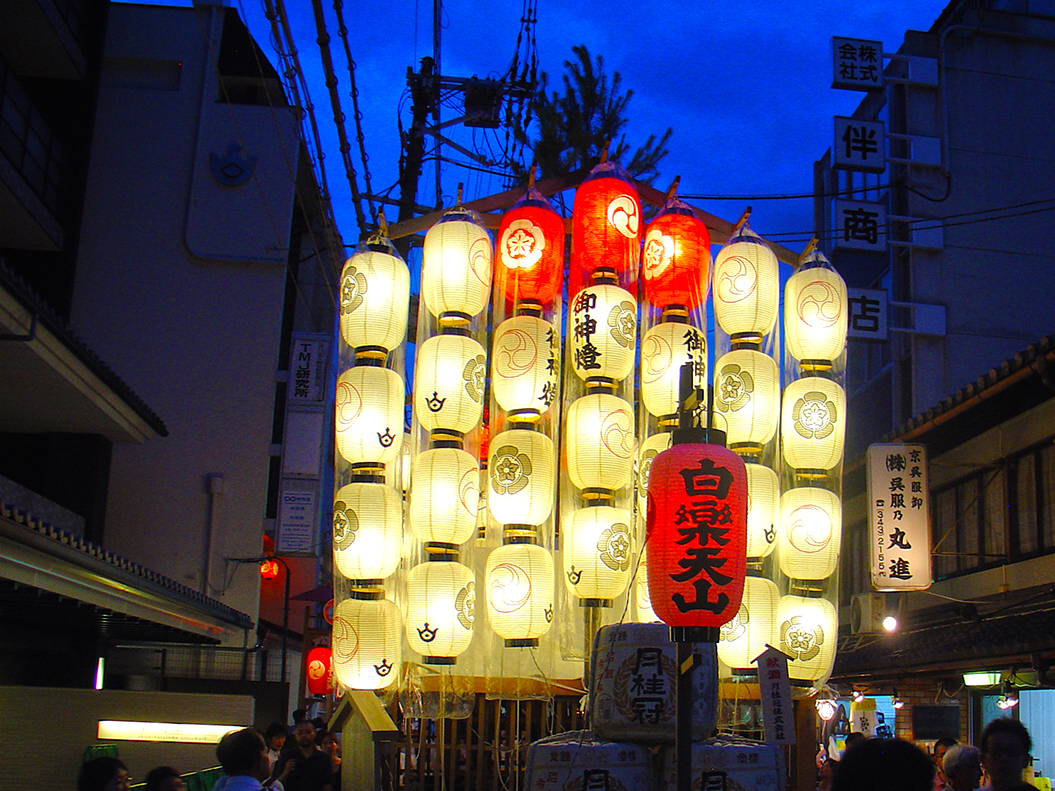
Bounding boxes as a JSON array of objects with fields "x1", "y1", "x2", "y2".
[
  {"x1": 642, "y1": 197, "x2": 711, "y2": 311},
  {"x1": 306, "y1": 646, "x2": 332, "y2": 695},
  {"x1": 496, "y1": 188, "x2": 564, "y2": 308},
  {"x1": 646, "y1": 443, "x2": 747, "y2": 629}
]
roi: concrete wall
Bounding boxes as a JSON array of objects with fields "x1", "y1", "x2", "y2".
[
  {"x1": 69, "y1": 4, "x2": 302, "y2": 627},
  {"x1": 0, "y1": 686, "x2": 253, "y2": 791}
]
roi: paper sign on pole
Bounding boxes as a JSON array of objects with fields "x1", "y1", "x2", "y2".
[
  {"x1": 867, "y1": 444, "x2": 932, "y2": 591},
  {"x1": 754, "y1": 645, "x2": 796, "y2": 744}
]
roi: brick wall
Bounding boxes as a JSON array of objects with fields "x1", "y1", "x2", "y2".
[{"x1": 891, "y1": 677, "x2": 970, "y2": 748}]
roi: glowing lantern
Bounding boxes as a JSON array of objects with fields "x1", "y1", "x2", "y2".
[
  {"x1": 305, "y1": 646, "x2": 332, "y2": 695},
  {"x1": 568, "y1": 283, "x2": 637, "y2": 382},
  {"x1": 488, "y1": 429, "x2": 556, "y2": 527},
  {"x1": 405, "y1": 561, "x2": 475, "y2": 661},
  {"x1": 339, "y1": 239, "x2": 410, "y2": 357},
  {"x1": 712, "y1": 228, "x2": 780, "y2": 342},
  {"x1": 717, "y1": 575, "x2": 779, "y2": 670},
  {"x1": 633, "y1": 552, "x2": 660, "y2": 622},
  {"x1": 414, "y1": 333, "x2": 486, "y2": 436},
  {"x1": 778, "y1": 486, "x2": 842, "y2": 580},
  {"x1": 335, "y1": 365, "x2": 403, "y2": 467},
  {"x1": 563, "y1": 506, "x2": 634, "y2": 602},
  {"x1": 259, "y1": 559, "x2": 280, "y2": 580},
  {"x1": 333, "y1": 480, "x2": 402, "y2": 580},
  {"x1": 777, "y1": 593, "x2": 838, "y2": 682},
  {"x1": 781, "y1": 376, "x2": 846, "y2": 472},
  {"x1": 566, "y1": 392, "x2": 635, "y2": 493},
  {"x1": 491, "y1": 315, "x2": 559, "y2": 418},
  {"x1": 408, "y1": 448, "x2": 479, "y2": 545},
  {"x1": 332, "y1": 595, "x2": 402, "y2": 690},
  {"x1": 745, "y1": 462, "x2": 779, "y2": 559},
  {"x1": 495, "y1": 187, "x2": 564, "y2": 307},
  {"x1": 712, "y1": 349, "x2": 779, "y2": 452},
  {"x1": 784, "y1": 256, "x2": 847, "y2": 364},
  {"x1": 636, "y1": 432, "x2": 672, "y2": 515},
  {"x1": 641, "y1": 322, "x2": 706, "y2": 419},
  {"x1": 646, "y1": 441, "x2": 748, "y2": 629},
  {"x1": 421, "y1": 207, "x2": 493, "y2": 321},
  {"x1": 570, "y1": 160, "x2": 641, "y2": 294},
  {"x1": 642, "y1": 197, "x2": 711, "y2": 311},
  {"x1": 486, "y1": 542, "x2": 554, "y2": 645}
]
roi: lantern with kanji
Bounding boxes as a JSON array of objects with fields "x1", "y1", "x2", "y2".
[
  {"x1": 646, "y1": 440, "x2": 748, "y2": 629},
  {"x1": 306, "y1": 646, "x2": 332, "y2": 695},
  {"x1": 491, "y1": 315, "x2": 559, "y2": 419},
  {"x1": 570, "y1": 160, "x2": 641, "y2": 295},
  {"x1": 641, "y1": 322, "x2": 706, "y2": 420},
  {"x1": 495, "y1": 187, "x2": 564, "y2": 309},
  {"x1": 568, "y1": 282, "x2": 637, "y2": 382},
  {"x1": 642, "y1": 196, "x2": 711, "y2": 312}
]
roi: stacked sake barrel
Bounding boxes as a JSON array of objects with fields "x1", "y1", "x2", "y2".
[{"x1": 525, "y1": 622, "x2": 785, "y2": 790}]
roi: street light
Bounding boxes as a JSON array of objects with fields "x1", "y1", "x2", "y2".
[{"x1": 236, "y1": 554, "x2": 291, "y2": 684}]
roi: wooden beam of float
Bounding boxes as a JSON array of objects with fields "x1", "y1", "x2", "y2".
[{"x1": 385, "y1": 168, "x2": 802, "y2": 267}]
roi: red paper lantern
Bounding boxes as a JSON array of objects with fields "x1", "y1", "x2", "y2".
[
  {"x1": 642, "y1": 197, "x2": 711, "y2": 311},
  {"x1": 259, "y1": 559, "x2": 280, "y2": 580},
  {"x1": 570, "y1": 161, "x2": 641, "y2": 296},
  {"x1": 495, "y1": 188, "x2": 565, "y2": 308},
  {"x1": 305, "y1": 646, "x2": 332, "y2": 695},
  {"x1": 645, "y1": 441, "x2": 748, "y2": 629}
]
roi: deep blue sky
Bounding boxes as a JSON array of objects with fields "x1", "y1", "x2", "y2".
[{"x1": 157, "y1": 0, "x2": 954, "y2": 251}]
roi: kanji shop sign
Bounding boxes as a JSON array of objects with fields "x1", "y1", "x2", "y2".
[
  {"x1": 832, "y1": 37, "x2": 884, "y2": 91},
  {"x1": 754, "y1": 645, "x2": 795, "y2": 744},
  {"x1": 834, "y1": 117, "x2": 886, "y2": 173},
  {"x1": 847, "y1": 288, "x2": 889, "y2": 341},
  {"x1": 867, "y1": 444, "x2": 931, "y2": 591},
  {"x1": 833, "y1": 200, "x2": 887, "y2": 252}
]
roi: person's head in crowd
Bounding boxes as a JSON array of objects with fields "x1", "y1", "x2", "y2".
[
  {"x1": 293, "y1": 719, "x2": 318, "y2": 750},
  {"x1": 943, "y1": 744, "x2": 982, "y2": 791},
  {"x1": 144, "y1": 766, "x2": 185, "y2": 791},
  {"x1": 934, "y1": 737, "x2": 959, "y2": 784},
  {"x1": 291, "y1": 708, "x2": 308, "y2": 724},
  {"x1": 216, "y1": 728, "x2": 270, "y2": 780},
  {"x1": 78, "y1": 757, "x2": 130, "y2": 791},
  {"x1": 980, "y1": 717, "x2": 1032, "y2": 790},
  {"x1": 265, "y1": 722, "x2": 287, "y2": 752},
  {"x1": 832, "y1": 737, "x2": 935, "y2": 791},
  {"x1": 311, "y1": 716, "x2": 327, "y2": 740},
  {"x1": 845, "y1": 731, "x2": 868, "y2": 749}
]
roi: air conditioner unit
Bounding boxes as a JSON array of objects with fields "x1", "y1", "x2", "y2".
[{"x1": 851, "y1": 593, "x2": 886, "y2": 635}]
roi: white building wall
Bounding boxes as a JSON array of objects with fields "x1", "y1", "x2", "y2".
[{"x1": 70, "y1": 4, "x2": 303, "y2": 628}]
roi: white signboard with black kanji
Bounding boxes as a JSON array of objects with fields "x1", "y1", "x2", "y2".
[
  {"x1": 834, "y1": 117, "x2": 886, "y2": 173},
  {"x1": 832, "y1": 37, "x2": 884, "y2": 91},
  {"x1": 847, "y1": 288, "x2": 889, "y2": 341},
  {"x1": 754, "y1": 645, "x2": 795, "y2": 745},
  {"x1": 867, "y1": 444, "x2": 932, "y2": 591},
  {"x1": 833, "y1": 200, "x2": 887, "y2": 252}
]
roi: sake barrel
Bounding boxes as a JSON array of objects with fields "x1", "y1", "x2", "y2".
[
  {"x1": 659, "y1": 736, "x2": 785, "y2": 791},
  {"x1": 589, "y1": 622, "x2": 718, "y2": 743},
  {"x1": 525, "y1": 731, "x2": 652, "y2": 791}
]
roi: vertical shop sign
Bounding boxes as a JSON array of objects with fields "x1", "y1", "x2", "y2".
[
  {"x1": 754, "y1": 645, "x2": 795, "y2": 744},
  {"x1": 867, "y1": 444, "x2": 931, "y2": 591}
]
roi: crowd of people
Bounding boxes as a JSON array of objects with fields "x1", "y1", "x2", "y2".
[
  {"x1": 77, "y1": 711, "x2": 341, "y2": 791},
  {"x1": 819, "y1": 717, "x2": 1036, "y2": 791}
]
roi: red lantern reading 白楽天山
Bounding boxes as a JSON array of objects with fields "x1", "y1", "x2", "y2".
[
  {"x1": 570, "y1": 160, "x2": 641, "y2": 296},
  {"x1": 645, "y1": 440, "x2": 748, "y2": 629},
  {"x1": 305, "y1": 646, "x2": 332, "y2": 695},
  {"x1": 495, "y1": 187, "x2": 564, "y2": 308},
  {"x1": 642, "y1": 197, "x2": 711, "y2": 311}
]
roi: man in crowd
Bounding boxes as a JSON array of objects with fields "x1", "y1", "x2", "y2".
[
  {"x1": 943, "y1": 744, "x2": 982, "y2": 791},
  {"x1": 216, "y1": 729, "x2": 272, "y2": 791},
  {"x1": 934, "y1": 737, "x2": 959, "y2": 788},
  {"x1": 270, "y1": 720, "x2": 333, "y2": 791},
  {"x1": 979, "y1": 718, "x2": 1032, "y2": 791}
]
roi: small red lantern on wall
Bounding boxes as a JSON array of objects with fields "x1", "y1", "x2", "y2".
[
  {"x1": 570, "y1": 160, "x2": 641, "y2": 296},
  {"x1": 259, "y1": 558, "x2": 280, "y2": 580},
  {"x1": 305, "y1": 646, "x2": 332, "y2": 695},
  {"x1": 642, "y1": 196, "x2": 711, "y2": 311},
  {"x1": 496, "y1": 187, "x2": 564, "y2": 308},
  {"x1": 645, "y1": 428, "x2": 748, "y2": 631}
]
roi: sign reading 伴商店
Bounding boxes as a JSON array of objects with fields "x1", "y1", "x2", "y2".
[{"x1": 866, "y1": 443, "x2": 932, "y2": 591}]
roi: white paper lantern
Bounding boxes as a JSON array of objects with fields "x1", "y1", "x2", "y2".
[
  {"x1": 778, "y1": 486, "x2": 842, "y2": 580},
  {"x1": 405, "y1": 561, "x2": 475, "y2": 660},
  {"x1": 745, "y1": 462, "x2": 779, "y2": 559},
  {"x1": 567, "y1": 393, "x2": 635, "y2": 492},
  {"x1": 332, "y1": 596, "x2": 402, "y2": 690},
  {"x1": 713, "y1": 349, "x2": 779, "y2": 450},
  {"x1": 777, "y1": 593, "x2": 838, "y2": 682},
  {"x1": 781, "y1": 376, "x2": 846, "y2": 472},
  {"x1": 333, "y1": 481, "x2": 402, "y2": 580},
  {"x1": 414, "y1": 334, "x2": 486, "y2": 435},
  {"x1": 491, "y1": 315, "x2": 559, "y2": 416},
  {"x1": 712, "y1": 228, "x2": 780, "y2": 339},
  {"x1": 408, "y1": 447, "x2": 479, "y2": 545},
  {"x1": 339, "y1": 246, "x2": 410, "y2": 354},
  {"x1": 641, "y1": 322, "x2": 705, "y2": 418},
  {"x1": 717, "y1": 575, "x2": 779, "y2": 670},
  {"x1": 335, "y1": 366, "x2": 403, "y2": 466},
  {"x1": 568, "y1": 283, "x2": 637, "y2": 381},
  {"x1": 784, "y1": 262, "x2": 847, "y2": 363},
  {"x1": 421, "y1": 210, "x2": 493, "y2": 320},
  {"x1": 636, "y1": 432, "x2": 672, "y2": 515},
  {"x1": 488, "y1": 429, "x2": 556, "y2": 527},
  {"x1": 563, "y1": 506, "x2": 634, "y2": 601},
  {"x1": 633, "y1": 552, "x2": 660, "y2": 622},
  {"x1": 486, "y1": 542, "x2": 554, "y2": 644}
]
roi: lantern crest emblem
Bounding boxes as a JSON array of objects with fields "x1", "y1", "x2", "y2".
[
  {"x1": 642, "y1": 229, "x2": 674, "y2": 279},
  {"x1": 490, "y1": 445, "x2": 532, "y2": 495},
  {"x1": 455, "y1": 581, "x2": 475, "y2": 630},
  {"x1": 715, "y1": 255, "x2": 757, "y2": 305},
  {"x1": 607, "y1": 301, "x2": 637, "y2": 348},
  {"x1": 463, "y1": 355, "x2": 486, "y2": 402},
  {"x1": 793, "y1": 391, "x2": 838, "y2": 439},
  {"x1": 720, "y1": 603, "x2": 749, "y2": 642},
  {"x1": 500, "y1": 219, "x2": 545, "y2": 270},
  {"x1": 598, "y1": 521, "x2": 633, "y2": 572},
  {"x1": 340, "y1": 266, "x2": 367, "y2": 314},
  {"x1": 796, "y1": 279, "x2": 842, "y2": 328},
  {"x1": 606, "y1": 194, "x2": 640, "y2": 238},
  {"x1": 780, "y1": 614, "x2": 824, "y2": 661},
  {"x1": 332, "y1": 502, "x2": 359, "y2": 550},
  {"x1": 716, "y1": 363, "x2": 754, "y2": 413}
]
